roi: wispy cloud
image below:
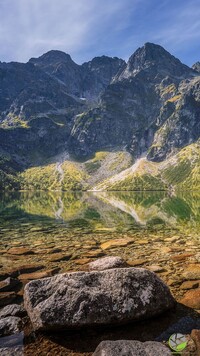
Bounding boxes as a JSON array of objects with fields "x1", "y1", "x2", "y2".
[
  {"x1": 150, "y1": 1, "x2": 200, "y2": 47},
  {"x1": 0, "y1": 0, "x2": 139, "y2": 63},
  {"x1": 0, "y1": 0, "x2": 199, "y2": 65}
]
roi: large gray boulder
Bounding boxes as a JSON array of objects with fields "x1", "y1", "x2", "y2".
[
  {"x1": 92, "y1": 340, "x2": 172, "y2": 356},
  {"x1": 24, "y1": 267, "x2": 175, "y2": 331}
]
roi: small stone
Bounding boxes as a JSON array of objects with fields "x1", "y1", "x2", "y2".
[
  {"x1": 147, "y1": 265, "x2": 166, "y2": 273},
  {"x1": 48, "y1": 253, "x2": 72, "y2": 262},
  {"x1": 75, "y1": 258, "x2": 91, "y2": 265},
  {"x1": 83, "y1": 251, "x2": 105, "y2": 258},
  {"x1": 191, "y1": 329, "x2": 200, "y2": 355},
  {"x1": 0, "y1": 316, "x2": 22, "y2": 337},
  {"x1": 167, "y1": 279, "x2": 181, "y2": 286},
  {"x1": 88, "y1": 256, "x2": 127, "y2": 271},
  {"x1": 101, "y1": 238, "x2": 133, "y2": 250},
  {"x1": 18, "y1": 268, "x2": 60, "y2": 281},
  {"x1": 8, "y1": 265, "x2": 45, "y2": 277},
  {"x1": 47, "y1": 248, "x2": 63, "y2": 254},
  {"x1": 0, "y1": 304, "x2": 26, "y2": 318},
  {"x1": 92, "y1": 340, "x2": 171, "y2": 356},
  {"x1": 137, "y1": 240, "x2": 149, "y2": 245},
  {"x1": 171, "y1": 253, "x2": 194, "y2": 262},
  {"x1": 0, "y1": 278, "x2": 20, "y2": 292},
  {"x1": 164, "y1": 236, "x2": 179, "y2": 242},
  {"x1": 0, "y1": 292, "x2": 18, "y2": 308},
  {"x1": 180, "y1": 289, "x2": 200, "y2": 309},
  {"x1": 183, "y1": 264, "x2": 200, "y2": 280},
  {"x1": 7, "y1": 248, "x2": 34, "y2": 255},
  {"x1": 180, "y1": 281, "x2": 200, "y2": 290}
]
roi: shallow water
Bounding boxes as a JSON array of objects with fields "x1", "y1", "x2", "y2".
[
  {"x1": 0, "y1": 191, "x2": 199, "y2": 355},
  {"x1": 0, "y1": 190, "x2": 199, "y2": 270}
]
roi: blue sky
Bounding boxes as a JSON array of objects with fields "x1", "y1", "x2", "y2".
[{"x1": 0, "y1": 0, "x2": 199, "y2": 66}]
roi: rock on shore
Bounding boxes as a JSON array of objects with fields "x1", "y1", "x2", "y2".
[
  {"x1": 92, "y1": 340, "x2": 172, "y2": 356},
  {"x1": 24, "y1": 267, "x2": 175, "y2": 331}
]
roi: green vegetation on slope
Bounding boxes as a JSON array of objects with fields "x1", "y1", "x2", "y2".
[
  {"x1": 20, "y1": 164, "x2": 58, "y2": 190},
  {"x1": 20, "y1": 162, "x2": 88, "y2": 191},
  {"x1": 0, "y1": 143, "x2": 199, "y2": 191},
  {"x1": 95, "y1": 142, "x2": 200, "y2": 191},
  {"x1": 105, "y1": 174, "x2": 166, "y2": 191},
  {"x1": 161, "y1": 141, "x2": 200, "y2": 190},
  {"x1": 61, "y1": 162, "x2": 88, "y2": 190}
]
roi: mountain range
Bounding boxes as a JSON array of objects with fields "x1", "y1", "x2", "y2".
[{"x1": 0, "y1": 43, "x2": 199, "y2": 191}]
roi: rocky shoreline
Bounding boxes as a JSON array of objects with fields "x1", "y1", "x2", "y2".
[{"x1": 0, "y1": 255, "x2": 200, "y2": 355}]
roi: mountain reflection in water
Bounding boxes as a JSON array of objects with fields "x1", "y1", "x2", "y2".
[{"x1": 0, "y1": 191, "x2": 199, "y2": 235}]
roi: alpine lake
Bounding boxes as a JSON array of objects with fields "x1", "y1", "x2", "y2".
[{"x1": 0, "y1": 190, "x2": 199, "y2": 355}]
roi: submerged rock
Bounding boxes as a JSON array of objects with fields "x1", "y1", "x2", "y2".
[
  {"x1": 8, "y1": 265, "x2": 45, "y2": 277},
  {"x1": 48, "y1": 253, "x2": 72, "y2": 263},
  {"x1": 7, "y1": 247, "x2": 34, "y2": 255},
  {"x1": 24, "y1": 267, "x2": 175, "y2": 331},
  {"x1": 88, "y1": 256, "x2": 127, "y2": 271},
  {"x1": 100, "y1": 238, "x2": 133, "y2": 250},
  {"x1": 18, "y1": 267, "x2": 60, "y2": 281},
  {"x1": 180, "y1": 289, "x2": 200, "y2": 309},
  {"x1": 92, "y1": 340, "x2": 171, "y2": 355},
  {"x1": 180, "y1": 281, "x2": 200, "y2": 290},
  {"x1": 183, "y1": 264, "x2": 200, "y2": 280}
]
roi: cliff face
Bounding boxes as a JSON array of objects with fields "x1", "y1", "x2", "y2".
[
  {"x1": 70, "y1": 43, "x2": 198, "y2": 159},
  {"x1": 0, "y1": 43, "x2": 199, "y2": 190}
]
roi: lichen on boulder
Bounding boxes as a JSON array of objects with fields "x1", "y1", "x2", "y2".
[{"x1": 24, "y1": 267, "x2": 175, "y2": 331}]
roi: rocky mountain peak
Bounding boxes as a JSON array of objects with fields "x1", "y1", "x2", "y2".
[
  {"x1": 129, "y1": 42, "x2": 183, "y2": 69},
  {"x1": 29, "y1": 50, "x2": 74, "y2": 66},
  {"x1": 115, "y1": 42, "x2": 195, "y2": 81},
  {"x1": 192, "y1": 61, "x2": 200, "y2": 73},
  {"x1": 83, "y1": 55, "x2": 125, "y2": 69},
  {"x1": 28, "y1": 50, "x2": 82, "y2": 95}
]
